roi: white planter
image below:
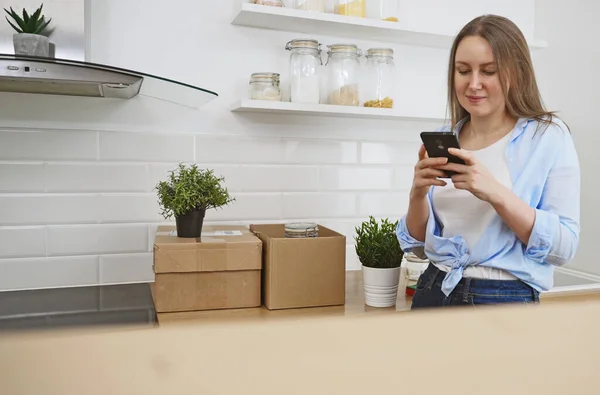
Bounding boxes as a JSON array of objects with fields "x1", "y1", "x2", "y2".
[
  {"x1": 13, "y1": 33, "x2": 50, "y2": 57},
  {"x1": 362, "y1": 265, "x2": 401, "y2": 308}
]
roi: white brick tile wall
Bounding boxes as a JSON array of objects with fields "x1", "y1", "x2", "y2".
[
  {"x1": 99, "y1": 253, "x2": 154, "y2": 284},
  {"x1": 360, "y1": 142, "x2": 421, "y2": 165},
  {"x1": 47, "y1": 225, "x2": 148, "y2": 256},
  {"x1": 0, "y1": 130, "x2": 97, "y2": 161},
  {"x1": 212, "y1": 165, "x2": 320, "y2": 192},
  {"x1": 45, "y1": 164, "x2": 148, "y2": 192},
  {"x1": 359, "y1": 193, "x2": 409, "y2": 217},
  {"x1": 150, "y1": 164, "x2": 320, "y2": 193},
  {"x1": 282, "y1": 193, "x2": 357, "y2": 218},
  {"x1": 319, "y1": 167, "x2": 392, "y2": 190},
  {"x1": 196, "y1": 136, "x2": 284, "y2": 163},
  {"x1": 0, "y1": 164, "x2": 45, "y2": 192},
  {"x1": 393, "y1": 166, "x2": 416, "y2": 191},
  {"x1": 99, "y1": 194, "x2": 160, "y2": 223},
  {"x1": 99, "y1": 132, "x2": 194, "y2": 162},
  {"x1": 284, "y1": 140, "x2": 358, "y2": 164},
  {"x1": 0, "y1": 227, "x2": 46, "y2": 258},
  {"x1": 346, "y1": 245, "x2": 361, "y2": 271},
  {"x1": 0, "y1": 256, "x2": 99, "y2": 291},
  {"x1": 0, "y1": 195, "x2": 100, "y2": 225},
  {"x1": 204, "y1": 193, "x2": 283, "y2": 221}
]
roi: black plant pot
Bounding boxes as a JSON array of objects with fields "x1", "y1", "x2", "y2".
[{"x1": 175, "y1": 209, "x2": 206, "y2": 238}]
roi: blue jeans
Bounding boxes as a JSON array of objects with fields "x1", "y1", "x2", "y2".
[{"x1": 411, "y1": 264, "x2": 540, "y2": 309}]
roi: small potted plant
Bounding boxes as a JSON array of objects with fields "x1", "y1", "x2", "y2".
[
  {"x1": 155, "y1": 163, "x2": 235, "y2": 238},
  {"x1": 4, "y1": 3, "x2": 52, "y2": 57},
  {"x1": 355, "y1": 216, "x2": 404, "y2": 308}
]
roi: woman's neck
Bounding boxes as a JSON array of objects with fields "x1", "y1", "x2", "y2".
[{"x1": 468, "y1": 111, "x2": 517, "y2": 139}]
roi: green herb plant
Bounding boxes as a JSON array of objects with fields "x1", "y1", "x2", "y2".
[
  {"x1": 4, "y1": 3, "x2": 52, "y2": 35},
  {"x1": 355, "y1": 216, "x2": 404, "y2": 269},
  {"x1": 155, "y1": 163, "x2": 235, "y2": 220}
]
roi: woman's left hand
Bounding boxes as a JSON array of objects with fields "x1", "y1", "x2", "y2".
[{"x1": 436, "y1": 148, "x2": 505, "y2": 204}]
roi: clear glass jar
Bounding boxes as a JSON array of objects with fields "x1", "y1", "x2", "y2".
[
  {"x1": 366, "y1": 0, "x2": 399, "y2": 22},
  {"x1": 325, "y1": 43, "x2": 361, "y2": 106},
  {"x1": 334, "y1": 0, "x2": 365, "y2": 17},
  {"x1": 249, "y1": 72, "x2": 281, "y2": 101},
  {"x1": 294, "y1": 0, "x2": 325, "y2": 12},
  {"x1": 284, "y1": 222, "x2": 319, "y2": 238},
  {"x1": 252, "y1": 0, "x2": 284, "y2": 6},
  {"x1": 285, "y1": 39, "x2": 322, "y2": 104},
  {"x1": 361, "y1": 48, "x2": 395, "y2": 108}
]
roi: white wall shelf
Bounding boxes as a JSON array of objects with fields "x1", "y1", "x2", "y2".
[
  {"x1": 231, "y1": 100, "x2": 445, "y2": 122},
  {"x1": 231, "y1": 3, "x2": 547, "y2": 50}
]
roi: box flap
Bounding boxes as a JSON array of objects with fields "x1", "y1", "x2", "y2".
[{"x1": 153, "y1": 226, "x2": 262, "y2": 274}]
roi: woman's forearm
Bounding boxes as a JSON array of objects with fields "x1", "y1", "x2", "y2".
[
  {"x1": 490, "y1": 184, "x2": 536, "y2": 245},
  {"x1": 405, "y1": 192, "x2": 430, "y2": 242}
]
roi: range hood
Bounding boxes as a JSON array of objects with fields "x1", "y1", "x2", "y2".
[{"x1": 0, "y1": 54, "x2": 218, "y2": 108}]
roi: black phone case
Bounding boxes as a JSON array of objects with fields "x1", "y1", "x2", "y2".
[{"x1": 420, "y1": 132, "x2": 465, "y2": 178}]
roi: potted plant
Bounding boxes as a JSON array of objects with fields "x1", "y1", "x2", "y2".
[
  {"x1": 155, "y1": 163, "x2": 235, "y2": 238},
  {"x1": 4, "y1": 3, "x2": 52, "y2": 57},
  {"x1": 355, "y1": 216, "x2": 404, "y2": 308}
]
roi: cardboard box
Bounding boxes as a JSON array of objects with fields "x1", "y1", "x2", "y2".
[
  {"x1": 153, "y1": 225, "x2": 262, "y2": 313},
  {"x1": 249, "y1": 224, "x2": 346, "y2": 310}
]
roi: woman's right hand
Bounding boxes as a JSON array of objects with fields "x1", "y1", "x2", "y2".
[{"x1": 410, "y1": 145, "x2": 449, "y2": 199}]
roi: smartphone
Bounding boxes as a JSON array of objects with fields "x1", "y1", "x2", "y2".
[{"x1": 420, "y1": 131, "x2": 466, "y2": 178}]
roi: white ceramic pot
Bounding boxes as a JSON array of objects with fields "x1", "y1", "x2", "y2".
[
  {"x1": 362, "y1": 265, "x2": 401, "y2": 308},
  {"x1": 13, "y1": 33, "x2": 50, "y2": 57}
]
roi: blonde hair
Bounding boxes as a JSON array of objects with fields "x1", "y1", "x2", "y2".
[{"x1": 447, "y1": 15, "x2": 561, "y2": 132}]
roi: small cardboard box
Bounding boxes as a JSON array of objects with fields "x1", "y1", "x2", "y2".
[
  {"x1": 249, "y1": 224, "x2": 346, "y2": 310},
  {"x1": 153, "y1": 225, "x2": 262, "y2": 313}
]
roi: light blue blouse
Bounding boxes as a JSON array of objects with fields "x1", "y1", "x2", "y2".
[{"x1": 396, "y1": 117, "x2": 580, "y2": 296}]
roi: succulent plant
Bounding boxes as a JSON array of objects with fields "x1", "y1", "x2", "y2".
[{"x1": 4, "y1": 3, "x2": 52, "y2": 35}]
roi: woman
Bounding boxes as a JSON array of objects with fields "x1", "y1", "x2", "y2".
[{"x1": 397, "y1": 14, "x2": 580, "y2": 308}]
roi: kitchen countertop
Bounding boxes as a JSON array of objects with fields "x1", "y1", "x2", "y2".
[
  {"x1": 0, "y1": 283, "x2": 157, "y2": 332},
  {"x1": 1, "y1": 268, "x2": 598, "y2": 332}
]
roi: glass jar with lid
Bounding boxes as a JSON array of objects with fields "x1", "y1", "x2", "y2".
[
  {"x1": 334, "y1": 0, "x2": 365, "y2": 17},
  {"x1": 361, "y1": 48, "x2": 395, "y2": 108},
  {"x1": 325, "y1": 43, "x2": 362, "y2": 106},
  {"x1": 285, "y1": 38, "x2": 322, "y2": 104},
  {"x1": 249, "y1": 72, "x2": 281, "y2": 101},
  {"x1": 284, "y1": 222, "x2": 319, "y2": 238},
  {"x1": 294, "y1": 0, "x2": 325, "y2": 12}
]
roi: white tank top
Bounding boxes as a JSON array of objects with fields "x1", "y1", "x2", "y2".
[{"x1": 431, "y1": 132, "x2": 517, "y2": 280}]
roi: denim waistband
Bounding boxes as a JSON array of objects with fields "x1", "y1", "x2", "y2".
[{"x1": 422, "y1": 263, "x2": 539, "y2": 303}]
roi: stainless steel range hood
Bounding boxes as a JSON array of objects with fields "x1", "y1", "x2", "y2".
[{"x1": 0, "y1": 54, "x2": 218, "y2": 108}]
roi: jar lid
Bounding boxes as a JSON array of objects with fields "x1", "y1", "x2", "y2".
[
  {"x1": 285, "y1": 39, "x2": 321, "y2": 51},
  {"x1": 366, "y1": 48, "x2": 394, "y2": 57},
  {"x1": 328, "y1": 43, "x2": 362, "y2": 56},
  {"x1": 284, "y1": 222, "x2": 319, "y2": 234},
  {"x1": 250, "y1": 72, "x2": 280, "y2": 83}
]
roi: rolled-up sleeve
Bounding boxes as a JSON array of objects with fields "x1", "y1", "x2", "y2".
[
  {"x1": 396, "y1": 215, "x2": 427, "y2": 259},
  {"x1": 525, "y1": 131, "x2": 580, "y2": 266}
]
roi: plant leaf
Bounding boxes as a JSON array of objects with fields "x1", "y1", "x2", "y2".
[
  {"x1": 22, "y1": 8, "x2": 29, "y2": 24},
  {"x1": 7, "y1": 7, "x2": 27, "y2": 30},
  {"x1": 5, "y1": 16, "x2": 23, "y2": 33},
  {"x1": 27, "y1": 4, "x2": 44, "y2": 34},
  {"x1": 30, "y1": 3, "x2": 43, "y2": 23},
  {"x1": 33, "y1": 17, "x2": 51, "y2": 34}
]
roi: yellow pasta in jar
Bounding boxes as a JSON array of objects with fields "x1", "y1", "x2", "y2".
[{"x1": 334, "y1": 0, "x2": 365, "y2": 17}]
